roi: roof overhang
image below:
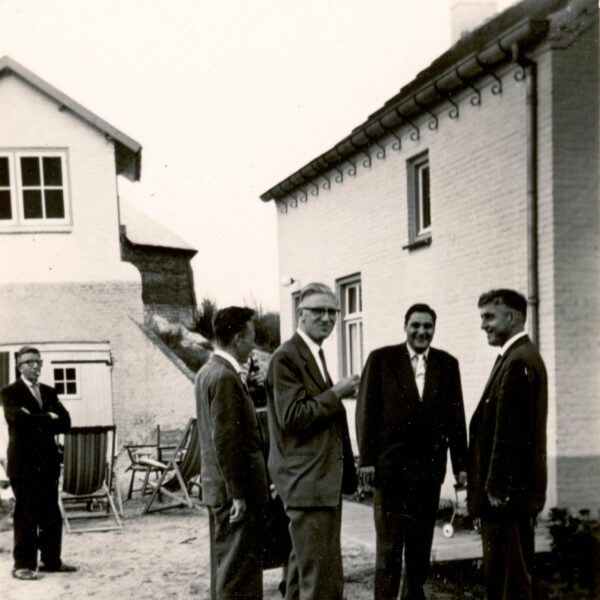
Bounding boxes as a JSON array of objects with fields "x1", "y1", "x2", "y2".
[{"x1": 0, "y1": 56, "x2": 142, "y2": 182}]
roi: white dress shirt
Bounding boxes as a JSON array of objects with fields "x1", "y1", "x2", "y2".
[{"x1": 297, "y1": 328, "x2": 327, "y2": 382}]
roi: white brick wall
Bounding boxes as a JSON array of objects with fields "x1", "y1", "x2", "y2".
[
  {"x1": 0, "y1": 75, "x2": 138, "y2": 283},
  {"x1": 273, "y1": 32, "x2": 599, "y2": 509}
]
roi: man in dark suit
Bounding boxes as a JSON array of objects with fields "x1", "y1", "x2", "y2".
[
  {"x1": 266, "y1": 282, "x2": 359, "y2": 600},
  {"x1": 356, "y1": 304, "x2": 468, "y2": 600},
  {"x1": 1, "y1": 346, "x2": 75, "y2": 580},
  {"x1": 196, "y1": 307, "x2": 270, "y2": 600},
  {"x1": 468, "y1": 289, "x2": 547, "y2": 600}
]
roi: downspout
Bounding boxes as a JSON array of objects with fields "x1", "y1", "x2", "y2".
[{"x1": 513, "y1": 44, "x2": 540, "y2": 346}]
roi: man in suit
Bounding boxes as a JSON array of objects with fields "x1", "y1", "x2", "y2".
[
  {"x1": 356, "y1": 304, "x2": 468, "y2": 600},
  {"x1": 196, "y1": 307, "x2": 270, "y2": 600},
  {"x1": 468, "y1": 289, "x2": 547, "y2": 600},
  {"x1": 1, "y1": 346, "x2": 75, "y2": 580},
  {"x1": 266, "y1": 282, "x2": 359, "y2": 600}
]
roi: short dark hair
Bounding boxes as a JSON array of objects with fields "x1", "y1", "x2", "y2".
[
  {"x1": 477, "y1": 289, "x2": 527, "y2": 318},
  {"x1": 213, "y1": 307, "x2": 255, "y2": 347},
  {"x1": 16, "y1": 346, "x2": 40, "y2": 365},
  {"x1": 298, "y1": 282, "x2": 336, "y2": 307},
  {"x1": 404, "y1": 303, "x2": 437, "y2": 325}
]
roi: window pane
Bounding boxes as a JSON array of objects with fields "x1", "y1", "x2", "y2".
[
  {"x1": 347, "y1": 286, "x2": 357, "y2": 315},
  {"x1": 54, "y1": 368, "x2": 63, "y2": 381},
  {"x1": 43, "y1": 157, "x2": 63, "y2": 185},
  {"x1": 348, "y1": 323, "x2": 360, "y2": 375},
  {"x1": 421, "y1": 166, "x2": 431, "y2": 229},
  {"x1": 0, "y1": 157, "x2": 9, "y2": 187},
  {"x1": 23, "y1": 190, "x2": 43, "y2": 219},
  {"x1": 45, "y1": 190, "x2": 65, "y2": 218},
  {"x1": 0, "y1": 191, "x2": 12, "y2": 220},
  {"x1": 20, "y1": 157, "x2": 41, "y2": 186},
  {"x1": 55, "y1": 383, "x2": 65, "y2": 395},
  {"x1": 66, "y1": 367, "x2": 76, "y2": 380},
  {"x1": 66, "y1": 382, "x2": 77, "y2": 395}
]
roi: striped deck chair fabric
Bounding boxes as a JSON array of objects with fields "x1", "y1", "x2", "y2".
[{"x1": 60, "y1": 425, "x2": 122, "y2": 532}]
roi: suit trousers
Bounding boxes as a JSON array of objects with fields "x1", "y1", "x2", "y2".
[
  {"x1": 481, "y1": 513, "x2": 536, "y2": 600},
  {"x1": 285, "y1": 503, "x2": 343, "y2": 600},
  {"x1": 373, "y1": 483, "x2": 441, "y2": 600},
  {"x1": 10, "y1": 475, "x2": 63, "y2": 570},
  {"x1": 208, "y1": 503, "x2": 265, "y2": 600}
]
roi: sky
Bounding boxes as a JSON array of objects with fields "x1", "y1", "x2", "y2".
[{"x1": 0, "y1": 0, "x2": 516, "y2": 310}]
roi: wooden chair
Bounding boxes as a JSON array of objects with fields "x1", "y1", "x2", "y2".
[
  {"x1": 123, "y1": 425, "x2": 181, "y2": 499},
  {"x1": 60, "y1": 425, "x2": 123, "y2": 533},
  {"x1": 141, "y1": 418, "x2": 203, "y2": 514}
]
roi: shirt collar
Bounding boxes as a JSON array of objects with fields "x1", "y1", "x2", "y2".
[
  {"x1": 499, "y1": 331, "x2": 528, "y2": 356},
  {"x1": 406, "y1": 344, "x2": 430, "y2": 361},
  {"x1": 297, "y1": 328, "x2": 322, "y2": 355},
  {"x1": 20, "y1": 375, "x2": 37, "y2": 389},
  {"x1": 213, "y1": 348, "x2": 242, "y2": 374}
]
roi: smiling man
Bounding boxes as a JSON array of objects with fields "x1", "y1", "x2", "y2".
[
  {"x1": 356, "y1": 304, "x2": 467, "y2": 600},
  {"x1": 468, "y1": 289, "x2": 548, "y2": 600},
  {"x1": 266, "y1": 282, "x2": 358, "y2": 600}
]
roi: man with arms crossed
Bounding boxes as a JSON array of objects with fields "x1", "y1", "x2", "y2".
[
  {"x1": 2, "y1": 346, "x2": 76, "y2": 580},
  {"x1": 468, "y1": 289, "x2": 547, "y2": 600},
  {"x1": 267, "y1": 282, "x2": 358, "y2": 600},
  {"x1": 196, "y1": 307, "x2": 270, "y2": 599},
  {"x1": 356, "y1": 304, "x2": 468, "y2": 600}
]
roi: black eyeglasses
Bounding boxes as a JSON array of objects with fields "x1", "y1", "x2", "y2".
[
  {"x1": 301, "y1": 307, "x2": 340, "y2": 318},
  {"x1": 20, "y1": 359, "x2": 43, "y2": 366}
]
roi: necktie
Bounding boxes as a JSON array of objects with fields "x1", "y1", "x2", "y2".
[
  {"x1": 31, "y1": 383, "x2": 43, "y2": 408},
  {"x1": 318, "y1": 348, "x2": 332, "y2": 386},
  {"x1": 414, "y1": 354, "x2": 426, "y2": 398}
]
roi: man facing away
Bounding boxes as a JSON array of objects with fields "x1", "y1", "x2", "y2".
[
  {"x1": 356, "y1": 304, "x2": 468, "y2": 600},
  {"x1": 1, "y1": 346, "x2": 76, "y2": 580},
  {"x1": 266, "y1": 282, "x2": 359, "y2": 600},
  {"x1": 468, "y1": 289, "x2": 547, "y2": 600},
  {"x1": 196, "y1": 307, "x2": 270, "y2": 599}
]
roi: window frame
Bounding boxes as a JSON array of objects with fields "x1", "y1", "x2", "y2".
[
  {"x1": 52, "y1": 364, "x2": 81, "y2": 400},
  {"x1": 405, "y1": 150, "x2": 432, "y2": 250},
  {"x1": 0, "y1": 149, "x2": 71, "y2": 229},
  {"x1": 338, "y1": 275, "x2": 364, "y2": 377}
]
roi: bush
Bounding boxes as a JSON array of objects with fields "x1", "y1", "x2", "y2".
[{"x1": 194, "y1": 298, "x2": 218, "y2": 340}]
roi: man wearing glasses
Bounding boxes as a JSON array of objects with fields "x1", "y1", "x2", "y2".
[
  {"x1": 266, "y1": 282, "x2": 359, "y2": 599},
  {"x1": 1, "y1": 346, "x2": 75, "y2": 580}
]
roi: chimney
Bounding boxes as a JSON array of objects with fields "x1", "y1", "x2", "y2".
[{"x1": 450, "y1": 1, "x2": 498, "y2": 43}]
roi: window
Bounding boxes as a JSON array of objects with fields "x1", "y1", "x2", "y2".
[
  {"x1": 339, "y1": 276, "x2": 364, "y2": 376},
  {"x1": 405, "y1": 151, "x2": 432, "y2": 249},
  {"x1": 0, "y1": 151, "x2": 70, "y2": 227},
  {"x1": 53, "y1": 365, "x2": 79, "y2": 398}
]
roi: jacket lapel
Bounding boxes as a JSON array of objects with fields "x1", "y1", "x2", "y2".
[
  {"x1": 394, "y1": 344, "x2": 421, "y2": 402},
  {"x1": 421, "y1": 350, "x2": 440, "y2": 403},
  {"x1": 292, "y1": 333, "x2": 328, "y2": 391}
]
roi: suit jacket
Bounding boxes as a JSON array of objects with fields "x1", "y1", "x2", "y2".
[
  {"x1": 266, "y1": 333, "x2": 357, "y2": 508},
  {"x1": 356, "y1": 343, "x2": 467, "y2": 489},
  {"x1": 2, "y1": 378, "x2": 71, "y2": 481},
  {"x1": 467, "y1": 335, "x2": 547, "y2": 517},
  {"x1": 196, "y1": 354, "x2": 269, "y2": 507}
]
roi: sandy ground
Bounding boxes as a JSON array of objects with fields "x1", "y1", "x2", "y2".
[{"x1": 0, "y1": 496, "x2": 379, "y2": 600}]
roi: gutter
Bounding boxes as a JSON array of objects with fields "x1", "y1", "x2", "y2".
[
  {"x1": 513, "y1": 44, "x2": 540, "y2": 347},
  {"x1": 261, "y1": 17, "x2": 549, "y2": 202}
]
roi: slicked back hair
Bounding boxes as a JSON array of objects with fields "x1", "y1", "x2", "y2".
[
  {"x1": 404, "y1": 303, "x2": 437, "y2": 325},
  {"x1": 298, "y1": 282, "x2": 337, "y2": 308},
  {"x1": 16, "y1": 346, "x2": 41, "y2": 365},
  {"x1": 478, "y1": 289, "x2": 527, "y2": 319},
  {"x1": 213, "y1": 307, "x2": 255, "y2": 347}
]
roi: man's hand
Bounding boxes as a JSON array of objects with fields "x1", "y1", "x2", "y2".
[
  {"x1": 229, "y1": 498, "x2": 247, "y2": 523},
  {"x1": 332, "y1": 374, "x2": 360, "y2": 400},
  {"x1": 359, "y1": 465, "x2": 375, "y2": 487},
  {"x1": 487, "y1": 492, "x2": 509, "y2": 508},
  {"x1": 456, "y1": 470, "x2": 467, "y2": 489},
  {"x1": 247, "y1": 369, "x2": 266, "y2": 388}
]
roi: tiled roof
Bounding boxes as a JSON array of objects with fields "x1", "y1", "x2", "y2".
[{"x1": 120, "y1": 200, "x2": 196, "y2": 253}]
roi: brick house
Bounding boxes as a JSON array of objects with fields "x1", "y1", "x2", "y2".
[
  {"x1": 0, "y1": 57, "x2": 197, "y2": 449},
  {"x1": 260, "y1": 0, "x2": 599, "y2": 510}
]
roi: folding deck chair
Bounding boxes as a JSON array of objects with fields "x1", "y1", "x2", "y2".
[
  {"x1": 60, "y1": 425, "x2": 123, "y2": 533},
  {"x1": 141, "y1": 418, "x2": 203, "y2": 514}
]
